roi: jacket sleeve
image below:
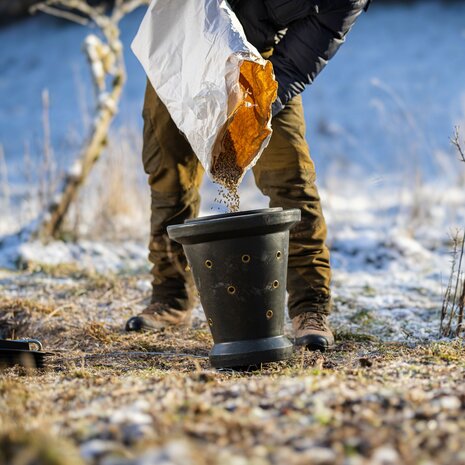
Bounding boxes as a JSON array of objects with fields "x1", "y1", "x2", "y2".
[{"x1": 269, "y1": 0, "x2": 370, "y2": 108}]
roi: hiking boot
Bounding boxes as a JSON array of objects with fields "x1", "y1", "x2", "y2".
[
  {"x1": 125, "y1": 303, "x2": 192, "y2": 332},
  {"x1": 292, "y1": 311, "x2": 335, "y2": 351}
]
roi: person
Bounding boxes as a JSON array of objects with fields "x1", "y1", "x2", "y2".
[{"x1": 125, "y1": 0, "x2": 371, "y2": 351}]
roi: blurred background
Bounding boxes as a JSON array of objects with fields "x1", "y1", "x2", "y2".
[{"x1": 0, "y1": 0, "x2": 465, "y2": 241}]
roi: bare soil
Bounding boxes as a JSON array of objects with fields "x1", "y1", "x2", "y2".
[{"x1": 1, "y1": 266, "x2": 464, "y2": 465}]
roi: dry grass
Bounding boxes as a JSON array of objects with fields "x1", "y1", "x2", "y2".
[
  {"x1": 70, "y1": 124, "x2": 149, "y2": 241},
  {"x1": 0, "y1": 298, "x2": 57, "y2": 340},
  {"x1": 1, "y1": 121, "x2": 149, "y2": 241},
  {"x1": 0, "y1": 430, "x2": 84, "y2": 465},
  {"x1": 441, "y1": 130, "x2": 465, "y2": 338},
  {"x1": 441, "y1": 230, "x2": 465, "y2": 338},
  {"x1": 1, "y1": 267, "x2": 465, "y2": 465}
]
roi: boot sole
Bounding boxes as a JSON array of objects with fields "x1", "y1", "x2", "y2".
[
  {"x1": 125, "y1": 316, "x2": 191, "y2": 332},
  {"x1": 294, "y1": 335, "x2": 334, "y2": 352}
]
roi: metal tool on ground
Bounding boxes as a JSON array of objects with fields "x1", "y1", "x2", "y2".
[
  {"x1": 0, "y1": 339, "x2": 50, "y2": 369},
  {"x1": 167, "y1": 207, "x2": 301, "y2": 368}
]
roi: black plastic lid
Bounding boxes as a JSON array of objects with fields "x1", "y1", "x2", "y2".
[
  {"x1": 184, "y1": 208, "x2": 283, "y2": 224},
  {"x1": 167, "y1": 208, "x2": 301, "y2": 245}
]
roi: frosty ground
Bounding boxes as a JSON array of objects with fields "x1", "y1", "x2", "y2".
[
  {"x1": 2, "y1": 182, "x2": 465, "y2": 343},
  {"x1": 2, "y1": 182, "x2": 465, "y2": 465}
]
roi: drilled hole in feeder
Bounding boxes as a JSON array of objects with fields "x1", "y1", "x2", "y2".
[
  {"x1": 242, "y1": 254, "x2": 251, "y2": 263},
  {"x1": 208, "y1": 318, "x2": 213, "y2": 327},
  {"x1": 227, "y1": 285, "x2": 236, "y2": 295},
  {"x1": 272, "y1": 280, "x2": 279, "y2": 289},
  {"x1": 266, "y1": 310, "x2": 274, "y2": 320},
  {"x1": 205, "y1": 260, "x2": 213, "y2": 269},
  {"x1": 276, "y1": 251, "x2": 282, "y2": 259}
]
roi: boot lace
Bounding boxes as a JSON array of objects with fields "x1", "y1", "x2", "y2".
[{"x1": 299, "y1": 312, "x2": 328, "y2": 331}]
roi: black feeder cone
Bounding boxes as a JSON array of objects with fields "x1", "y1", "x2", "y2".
[{"x1": 167, "y1": 208, "x2": 301, "y2": 369}]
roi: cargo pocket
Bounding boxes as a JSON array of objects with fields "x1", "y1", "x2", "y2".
[{"x1": 264, "y1": 0, "x2": 319, "y2": 27}]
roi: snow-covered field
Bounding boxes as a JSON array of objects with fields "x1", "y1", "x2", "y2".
[{"x1": 1, "y1": 1, "x2": 465, "y2": 343}]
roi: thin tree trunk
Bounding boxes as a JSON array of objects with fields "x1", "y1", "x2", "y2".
[
  {"x1": 35, "y1": 72, "x2": 124, "y2": 239},
  {"x1": 27, "y1": 0, "x2": 150, "y2": 240}
]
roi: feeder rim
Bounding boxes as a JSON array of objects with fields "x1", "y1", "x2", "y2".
[
  {"x1": 184, "y1": 207, "x2": 283, "y2": 224},
  {"x1": 167, "y1": 208, "x2": 301, "y2": 245}
]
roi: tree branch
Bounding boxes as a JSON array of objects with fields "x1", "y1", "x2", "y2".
[
  {"x1": 451, "y1": 126, "x2": 465, "y2": 163},
  {"x1": 31, "y1": 0, "x2": 109, "y2": 32},
  {"x1": 27, "y1": 0, "x2": 137, "y2": 239},
  {"x1": 31, "y1": 3, "x2": 90, "y2": 25},
  {"x1": 23, "y1": 0, "x2": 151, "y2": 240}
]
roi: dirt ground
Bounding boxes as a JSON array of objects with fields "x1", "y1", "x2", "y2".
[{"x1": 1, "y1": 266, "x2": 465, "y2": 465}]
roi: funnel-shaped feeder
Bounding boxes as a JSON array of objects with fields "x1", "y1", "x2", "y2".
[{"x1": 167, "y1": 208, "x2": 301, "y2": 368}]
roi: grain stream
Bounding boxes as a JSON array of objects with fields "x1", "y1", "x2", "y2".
[{"x1": 211, "y1": 131, "x2": 242, "y2": 212}]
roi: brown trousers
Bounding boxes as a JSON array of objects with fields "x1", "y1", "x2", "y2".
[{"x1": 141, "y1": 80, "x2": 331, "y2": 318}]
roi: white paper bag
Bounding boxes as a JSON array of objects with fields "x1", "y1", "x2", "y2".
[{"x1": 131, "y1": 0, "x2": 277, "y2": 187}]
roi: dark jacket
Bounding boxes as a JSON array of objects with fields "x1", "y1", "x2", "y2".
[{"x1": 230, "y1": 0, "x2": 370, "y2": 110}]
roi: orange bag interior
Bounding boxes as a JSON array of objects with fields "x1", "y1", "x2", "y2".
[{"x1": 211, "y1": 60, "x2": 278, "y2": 187}]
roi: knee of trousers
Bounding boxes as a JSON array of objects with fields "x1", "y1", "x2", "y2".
[
  {"x1": 150, "y1": 187, "x2": 201, "y2": 237},
  {"x1": 254, "y1": 168, "x2": 325, "y2": 221},
  {"x1": 255, "y1": 168, "x2": 332, "y2": 296},
  {"x1": 147, "y1": 189, "x2": 197, "y2": 288},
  {"x1": 148, "y1": 187, "x2": 199, "y2": 284},
  {"x1": 141, "y1": 102, "x2": 204, "y2": 198}
]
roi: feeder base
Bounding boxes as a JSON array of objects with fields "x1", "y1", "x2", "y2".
[{"x1": 209, "y1": 335, "x2": 293, "y2": 369}]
